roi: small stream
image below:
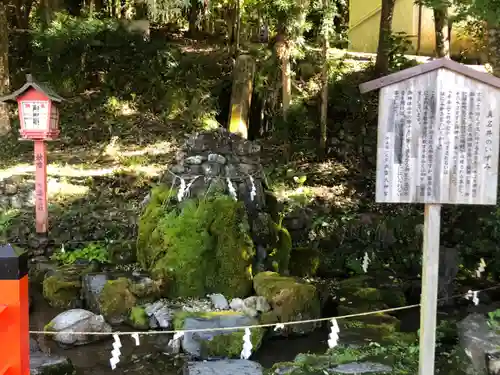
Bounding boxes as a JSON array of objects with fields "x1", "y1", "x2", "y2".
[{"x1": 30, "y1": 287, "x2": 330, "y2": 374}]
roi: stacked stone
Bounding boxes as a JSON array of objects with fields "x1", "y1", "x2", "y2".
[
  {"x1": 160, "y1": 128, "x2": 280, "y2": 272},
  {"x1": 0, "y1": 177, "x2": 34, "y2": 210},
  {"x1": 164, "y1": 128, "x2": 267, "y2": 209}
]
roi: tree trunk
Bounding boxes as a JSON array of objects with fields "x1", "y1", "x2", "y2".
[
  {"x1": 233, "y1": 0, "x2": 240, "y2": 56},
  {"x1": 276, "y1": 31, "x2": 291, "y2": 118},
  {"x1": 487, "y1": 24, "x2": 500, "y2": 77},
  {"x1": 228, "y1": 54, "x2": 255, "y2": 139},
  {"x1": 375, "y1": 0, "x2": 396, "y2": 76},
  {"x1": 0, "y1": 1, "x2": 10, "y2": 136},
  {"x1": 433, "y1": 6, "x2": 449, "y2": 58},
  {"x1": 188, "y1": 0, "x2": 200, "y2": 35},
  {"x1": 319, "y1": 0, "x2": 329, "y2": 159}
]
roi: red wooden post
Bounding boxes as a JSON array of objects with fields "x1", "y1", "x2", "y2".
[
  {"x1": 34, "y1": 140, "x2": 48, "y2": 233},
  {"x1": 0, "y1": 244, "x2": 30, "y2": 375}
]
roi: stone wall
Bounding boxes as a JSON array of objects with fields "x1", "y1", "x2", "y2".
[{"x1": 0, "y1": 177, "x2": 35, "y2": 210}]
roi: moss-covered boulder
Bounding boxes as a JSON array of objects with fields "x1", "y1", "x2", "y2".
[
  {"x1": 173, "y1": 311, "x2": 265, "y2": 359},
  {"x1": 137, "y1": 188, "x2": 257, "y2": 299},
  {"x1": 254, "y1": 272, "x2": 321, "y2": 335},
  {"x1": 338, "y1": 275, "x2": 406, "y2": 310},
  {"x1": 99, "y1": 277, "x2": 137, "y2": 324},
  {"x1": 42, "y1": 264, "x2": 94, "y2": 309}
]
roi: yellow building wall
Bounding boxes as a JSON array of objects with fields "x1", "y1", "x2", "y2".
[
  {"x1": 348, "y1": 0, "x2": 417, "y2": 53},
  {"x1": 348, "y1": 0, "x2": 485, "y2": 60}
]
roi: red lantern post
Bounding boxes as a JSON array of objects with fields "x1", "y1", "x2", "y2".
[{"x1": 0, "y1": 75, "x2": 62, "y2": 235}]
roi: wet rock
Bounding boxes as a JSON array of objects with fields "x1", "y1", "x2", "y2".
[
  {"x1": 144, "y1": 300, "x2": 173, "y2": 329},
  {"x1": 45, "y1": 309, "x2": 112, "y2": 347},
  {"x1": 241, "y1": 296, "x2": 270, "y2": 317},
  {"x1": 30, "y1": 338, "x2": 40, "y2": 353},
  {"x1": 330, "y1": 362, "x2": 393, "y2": 374},
  {"x1": 184, "y1": 359, "x2": 263, "y2": 375},
  {"x1": 177, "y1": 311, "x2": 265, "y2": 359},
  {"x1": 458, "y1": 313, "x2": 500, "y2": 375},
  {"x1": 82, "y1": 272, "x2": 109, "y2": 314},
  {"x1": 209, "y1": 293, "x2": 229, "y2": 310},
  {"x1": 30, "y1": 351, "x2": 74, "y2": 375},
  {"x1": 229, "y1": 298, "x2": 244, "y2": 311}
]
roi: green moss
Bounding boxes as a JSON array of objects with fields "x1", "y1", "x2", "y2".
[
  {"x1": 337, "y1": 275, "x2": 406, "y2": 311},
  {"x1": 205, "y1": 197, "x2": 255, "y2": 297},
  {"x1": 129, "y1": 306, "x2": 149, "y2": 329},
  {"x1": 137, "y1": 194, "x2": 255, "y2": 299},
  {"x1": 253, "y1": 272, "x2": 320, "y2": 334},
  {"x1": 136, "y1": 185, "x2": 177, "y2": 268},
  {"x1": 201, "y1": 326, "x2": 265, "y2": 358},
  {"x1": 42, "y1": 275, "x2": 81, "y2": 309},
  {"x1": 266, "y1": 219, "x2": 292, "y2": 274},
  {"x1": 99, "y1": 278, "x2": 137, "y2": 322},
  {"x1": 288, "y1": 247, "x2": 320, "y2": 277}
]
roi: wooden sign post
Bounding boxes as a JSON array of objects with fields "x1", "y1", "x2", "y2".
[
  {"x1": 0, "y1": 75, "x2": 62, "y2": 235},
  {"x1": 359, "y1": 58, "x2": 500, "y2": 375}
]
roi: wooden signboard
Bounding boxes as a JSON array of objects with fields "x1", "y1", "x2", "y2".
[{"x1": 359, "y1": 58, "x2": 500, "y2": 375}]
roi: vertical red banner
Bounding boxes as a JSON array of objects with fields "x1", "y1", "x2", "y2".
[{"x1": 34, "y1": 140, "x2": 48, "y2": 233}]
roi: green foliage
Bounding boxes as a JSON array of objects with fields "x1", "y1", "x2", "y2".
[
  {"x1": 51, "y1": 242, "x2": 110, "y2": 265},
  {"x1": 9, "y1": 13, "x2": 231, "y2": 147},
  {"x1": 488, "y1": 309, "x2": 500, "y2": 331},
  {"x1": 0, "y1": 209, "x2": 19, "y2": 241}
]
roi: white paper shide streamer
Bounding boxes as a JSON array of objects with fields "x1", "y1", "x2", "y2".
[
  {"x1": 274, "y1": 323, "x2": 285, "y2": 331},
  {"x1": 109, "y1": 334, "x2": 122, "y2": 370},
  {"x1": 248, "y1": 175, "x2": 257, "y2": 202},
  {"x1": 362, "y1": 252, "x2": 371, "y2": 273},
  {"x1": 465, "y1": 290, "x2": 480, "y2": 306},
  {"x1": 131, "y1": 333, "x2": 140, "y2": 346},
  {"x1": 476, "y1": 258, "x2": 487, "y2": 278},
  {"x1": 177, "y1": 177, "x2": 187, "y2": 202},
  {"x1": 327, "y1": 319, "x2": 340, "y2": 349},
  {"x1": 240, "y1": 328, "x2": 253, "y2": 359},
  {"x1": 227, "y1": 178, "x2": 238, "y2": 200}
]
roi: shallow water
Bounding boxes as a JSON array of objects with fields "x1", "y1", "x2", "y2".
[{"x1": 29, "y1": 287, "x2": 330, "y2": 374}]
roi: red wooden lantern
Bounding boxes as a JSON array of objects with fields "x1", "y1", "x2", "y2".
[{"x1": 0, "y1": 74, "x2": 63, "y2": 140}]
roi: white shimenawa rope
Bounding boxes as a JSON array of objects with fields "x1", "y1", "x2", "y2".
[{"x1": 28, "y1": 275, "x2": 500, "y2": 369}]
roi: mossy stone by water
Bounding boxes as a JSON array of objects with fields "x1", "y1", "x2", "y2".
[
  {"x1": 254, "y1": 272, "x2": 320, "y2": 335},
  {"x1": 173, "y1": 310, "x2": 265, "y2": 358},
  {"x1": 42, "y1": 275, "x2": 81, "y2": 309},
  {"x1": 136, "y1": 187, "x2": 255, "y2": 299},
  {"x1": 99, "y1": 277, "x2": 137, "y2": 324},
  {"x1": 42, "y1": 264, "x2": 94, "y2": 309}
]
